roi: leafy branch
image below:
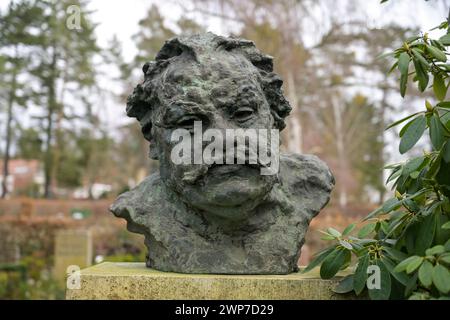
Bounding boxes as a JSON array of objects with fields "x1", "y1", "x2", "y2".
[{"x1": 305, "y1": 6, "x2": 450, "y2": 300}]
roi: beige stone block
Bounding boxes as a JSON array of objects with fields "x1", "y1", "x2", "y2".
[{"x1": 66, "y1": 262, "x2": 355, "y2": 300}]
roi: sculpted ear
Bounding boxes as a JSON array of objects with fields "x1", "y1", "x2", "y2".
[
  {"x1": 262, "y1": 73, "x2": 291, "y2": 131},
  {"x1": 149, "y1": 143, "x2": 159, "y2": 160}
]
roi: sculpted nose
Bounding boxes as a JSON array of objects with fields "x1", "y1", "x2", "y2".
[{"x1": 210, "y1": 114, "x2": 227, "y2": 131}]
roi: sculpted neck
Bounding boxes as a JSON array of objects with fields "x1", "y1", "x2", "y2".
[{"x1": 162, "y1": 178, "x2": 294, "y2": 236}]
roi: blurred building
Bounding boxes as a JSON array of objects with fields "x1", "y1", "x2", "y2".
[
  {"x1": 73, "y1": 183, "x2": 112, "y2": 200},
  {"x1": 0, "y1": 159, "x2": 44, "y2": 197}
]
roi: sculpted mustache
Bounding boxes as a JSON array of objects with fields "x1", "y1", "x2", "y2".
[{"x1": 180, "y1": 150, "x2": 272, "y2": 184}]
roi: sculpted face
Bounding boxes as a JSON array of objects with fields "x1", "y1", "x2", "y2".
[
  {"x1": 126, "y1": 34, "x2": 291, "y2": 224},
  {"x1": 149, "y1": 53, "x2": 278, "y2": 222}
]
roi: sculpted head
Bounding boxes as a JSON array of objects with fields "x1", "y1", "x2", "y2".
[{"x1": 126, "y1": 33, "x2": 291, "y2": 222}]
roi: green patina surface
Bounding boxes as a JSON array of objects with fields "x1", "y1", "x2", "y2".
[{"x1": 66, "y1": 262, "x2": 355, "y2": 300}]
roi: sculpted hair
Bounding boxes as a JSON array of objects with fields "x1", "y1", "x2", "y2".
[{"x1": 126, "y1": 32, "x2": 292, "y2": 143}]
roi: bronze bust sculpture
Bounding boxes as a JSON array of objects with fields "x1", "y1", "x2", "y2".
[{"x1": 110, "y1": 33, "x2": 334, "y2": 274}]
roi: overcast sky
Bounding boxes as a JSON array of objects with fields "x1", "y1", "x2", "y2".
[
  {"x1": 0, "y1": 0, "x2": 448, "y2": 134},
  {"x1": 0, "y1": 0, "x2": 446, "y2": 66},
  {"x1": 85, "y1": 0, "x2": 447, "y2": 60},
  {"x1": 86, "y1": 0, "x2": 448, "y2": 129}
]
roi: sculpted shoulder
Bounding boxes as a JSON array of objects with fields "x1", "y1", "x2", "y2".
[{"x1": 279, "y1": 153, "x2": 335, "y2": 216}]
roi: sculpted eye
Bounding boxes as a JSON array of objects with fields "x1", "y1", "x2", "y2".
[
  {"x1": 141, "y1": 122, "x2": 152, "y2": 140},
  {"x1": 233, "y1": 107, "x2": 254, "y2": 122},
  {"x1": 177, "y1": 115, "x2": 202, "y2": 129}
]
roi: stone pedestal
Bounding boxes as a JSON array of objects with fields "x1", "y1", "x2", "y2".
[{"x1": 66, "y1": 262, "x2": 352, "y2": 300}]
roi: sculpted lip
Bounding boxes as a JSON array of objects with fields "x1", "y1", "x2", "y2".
[{"x1": 207, "y1": 163, "x2": 259, "y2": 175}]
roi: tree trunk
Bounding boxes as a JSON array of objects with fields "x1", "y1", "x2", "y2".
[
  {"x1": 43, "y1": 46, "x2": 57, "y2": 199},
  {"x1": 1, "y1": 68, "x2": 17, "y2": 198},
  {"x1": 332, "y1": 96, "x2": 348, "y2": 208},
  {"x1": 286, "y1": 71, "x2": 303, "y2": 153},
  {"x1": 377, "y1": 76, "x2": 389, "y2": 205}
]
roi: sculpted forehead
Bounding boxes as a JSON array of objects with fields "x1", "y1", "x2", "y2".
[
  {"x1": 127, "y1": 33, "x2": 291, "y2": 136},
  {"x1": 159, "y1": 53, "x2": 264, "y2": 111}
]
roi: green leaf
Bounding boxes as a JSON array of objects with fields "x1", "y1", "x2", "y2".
[
  {"x1": 431, "y1": 39, "x2": 446, "y2": 51},
  {"x1": 432, "y1": 264, "x2": 450, "y2": 293},
  {"x1": 320, "y1": 248, "x2": 350, "y2": 279},
  {"x1": 399, "y1": 115, "x2": 426, "y2": 154},
  {"x1": 302, "y1": 245, "x2": 336, "y2": 273},
  {"x1": 339, "y1": 240, "x2": 353, "y2": 250},
  {"x1": 383, "y1": 247, "x2": 408, "y2": 262},
  {"x1": 327, "y1": 227, "x2": 341, "y2": 238},
  {"x1": 412, "y1": 48, "x2": 430, "y2": 69},
  {"x1": 376, "y1": 51, "x2": 395, "y2": 60},
  {"x1": 430, "y1": 115, "x2": 446, "y2": 150},
  {"x1": 433, "y1": 74, "x2": 447, "y2": 101},
  {"x1": 418, "y1": 260, "x2": 433, "y2": 287},
  {"x1": 368, "y1": 261, "x2": 391, "y2": 300},
  {"x1": 333, "y1": 274, "x2": 354, "y2": 294},
  {"x1": 426, "y1": 245, "x2": 445, "y2": 256},
  {"x1": 321, "y1": 235, "x2": 336, "y2": 240},
  {"x1": 426, "y1": 154, "x2": 442, "y2": 179},
  {"x1": 382, "y1": 197, "x2": 402, "y2": 213},
  {"x1": 388, "y1": 61, "x2": 398, "y2": 75},
  {"x1": 437, "y1": 101, "x2": 450, "y2": 109},
  {"x1": 402, "y1": 156, "x2": 425, "y2": 177},
  {"x1": 442, "y1": 111, "x2": 450, "y2": 128},
  {"x1": 442, "y1": 221, "x2": 450, "y2": 229},
  {"x1": 400, "y1": 73, "x2": 408, "y2": 97},
  {"x1": 394, "y1": 255, "x2": 422, "y2": 273},
  {"x1": 435, "y1": 212, "x2": 450, "y2": 243},
  {"x1": 416, "y1": 213, "x2": 436, "y2": 255},
  {"x1": 342, "y1": 223, "x2": 356, "y2": 236},
  {"x1": 405, "y1": 273, "x2": 418, "y2": 296},
  {"x1": 445, "y1": 239, "x2": 450, "y2": 251},
  {"x1": 364, "y1": 206, "x2": 384, "y2": 221},
  {"x1": 387, "y1": 167, "x2": 402, "y2": 183},
  {"x1": 410, "y1": 171, "x2": 420, "y2": 179},
  {"x1": 398, "y1": 52, "x2": 410, "y2": 75},
  {"x1": 436, "y1": 163, "x2": 450, "y2": 195},
  {"x1": 358, "y1": 223, "x2": 376, "y2": 238},
  {"x1": 427, "y1": 45, "x2": 447, "y2": 62},
  {"x1": 406, "y1": 256, "x2": 424, "y2": 274},
  {"x1": 354, "y1": 253, "x2": 369, "y2": 295},
  {"x1": 385, "y1": 112, "x2": 423, "y2": 130},
  {"x1": 380, "y1": 220, "x2": 390, "y2": 235},
  {"x1": 400, "y1": 118, "x2": 416, "y2": 138},
  {"x1": 439, "y1": 34, "x2": 450, "y2": 45},
  {"x1": 382, "y1": 256, "x2": 409, "y2": 286},
  {"x1": 413, "y1": 58, "x2": 429, "y2": 92},
  {"x1": 440, "y1": 253, "x2": 450, "y2": 264},
  {"x1": 406, "y1": 35, "x2": 421, "y2": 43},
  {"x1": 443, "y1": 141, "x2": 450, "y2": 163}
]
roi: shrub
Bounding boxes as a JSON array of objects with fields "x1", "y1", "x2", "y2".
[{"x1": 305, "y1": 8, "x2": 450, "y2": 300}]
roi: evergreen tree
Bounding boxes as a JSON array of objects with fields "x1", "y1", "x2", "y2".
[
  {"x1": 27, "y1": 0, "x2": 100, "y2": 197},
  {"x1": 0, "y1": 0, "x2": 45, "y2": 198}
]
